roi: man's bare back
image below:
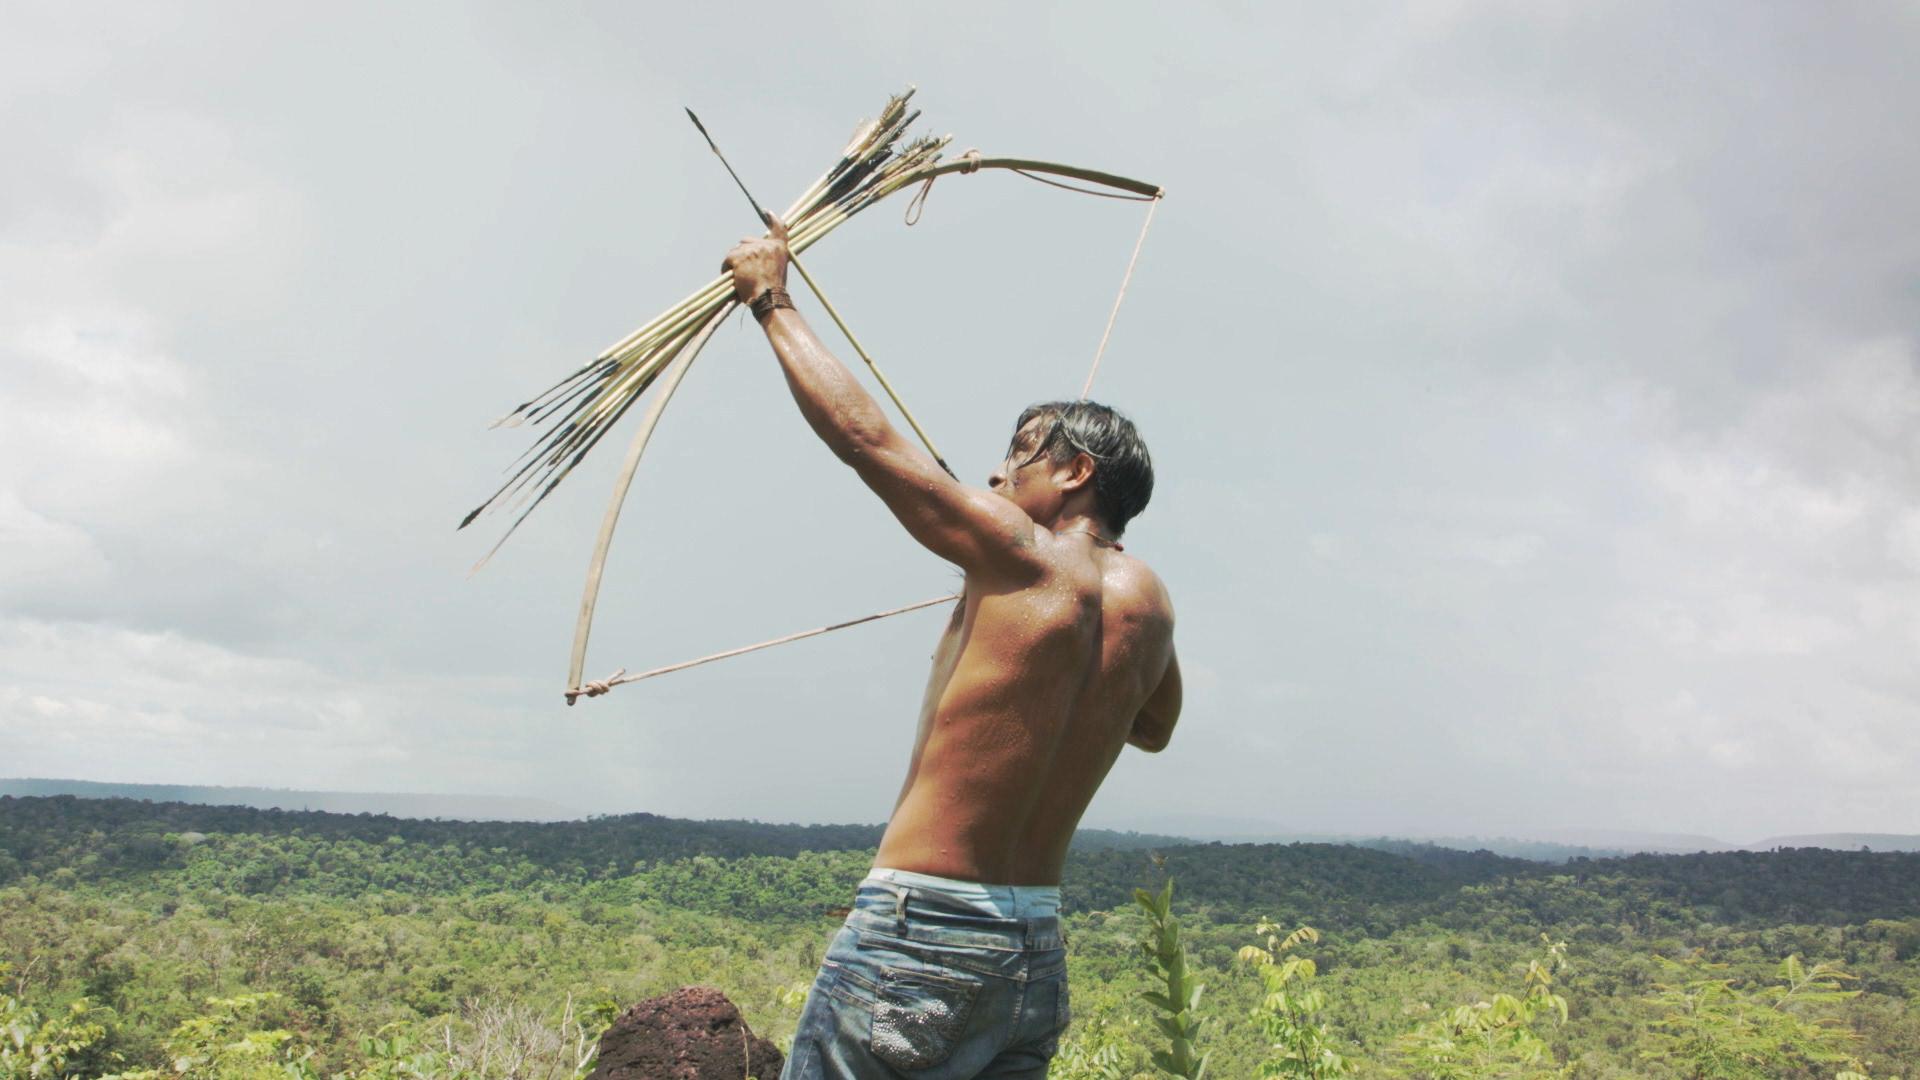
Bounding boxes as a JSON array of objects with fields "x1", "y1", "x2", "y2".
[
  {"x1": 723, "y1": 218, "x2": 1181, "y2": 889},
  {"x1": 880, "y1": 518, "x2": 1178, "y2": 885}
]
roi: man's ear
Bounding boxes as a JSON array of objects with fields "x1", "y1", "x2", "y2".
[{"x1": 1058, "y1": 451, "x2": 1098, "y2": 493}]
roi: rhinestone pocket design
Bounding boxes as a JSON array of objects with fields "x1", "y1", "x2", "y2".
[{"x1": 869, "y1": 971, "x2": 979, "y2": 1070}]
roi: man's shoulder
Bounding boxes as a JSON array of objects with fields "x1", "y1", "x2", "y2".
[{"x1": 1096, "y1": 551, "x2": 1172, "y2": 619}]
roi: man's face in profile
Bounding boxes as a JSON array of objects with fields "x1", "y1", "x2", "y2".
[{"x1": 989, "y1": 417, "x2": 1055, "y2": 515}]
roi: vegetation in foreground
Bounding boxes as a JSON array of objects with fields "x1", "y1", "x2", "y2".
[{"x1": 2, "y1": 795, "x2": 1915, "y2": 1078}]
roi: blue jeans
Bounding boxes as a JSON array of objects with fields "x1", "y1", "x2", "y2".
[{"x1": 782, "y1": 869, "x2": 1071, "y2": 1079}]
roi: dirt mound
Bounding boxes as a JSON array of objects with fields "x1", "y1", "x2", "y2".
[{"x1": 588, "y1": 986, "x2": 784, "y2": 1080}]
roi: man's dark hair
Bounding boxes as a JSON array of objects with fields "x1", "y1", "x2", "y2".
[{"x1": 1012, "y1": 400, "x2": 1154, "y2": 537}]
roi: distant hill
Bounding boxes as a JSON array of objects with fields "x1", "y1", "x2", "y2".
[
  {"x1": 0, "y1": 792, "x2": 1188, "y2": 883},
  {"x1": 0, "y1": 781, "x2": 1183, "y2": 851},
  {"x1": 1190, "y1": 827, "x2": 1920, "y2": 858},
  {"x1": 1179, "y1": 832, "x2": 1633, "y2": 862},
  {"x1": 7, "y1": 795, "x2": 1920, "y2": 932},
  {"x1": 1523, "y1": 826, "x2": 1735, "y2": 853},
  {"x1": 1751, "y1": 832, "x2": 1920, "y2": 852},
  {"x1": 13, "y1": 780, "x2": 1907, "y2": 859},
  {"x1": 0, "y1": 778, "x2": 583, "y2": 821},
  {"x1": 1098, "y1": 815, "x2": 1676, "y2": 860},
  {"x1": 1097, "y1": 813, "x2": 1741, "y2": 858}
]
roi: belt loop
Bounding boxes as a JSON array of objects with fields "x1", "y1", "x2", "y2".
[{"x1": 895, "y1": 885, "x2": 909, "y2": 929}]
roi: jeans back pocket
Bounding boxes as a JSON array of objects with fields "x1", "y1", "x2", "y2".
[{"x1": 869, "y1": 967, "x2": 981, "y2": 1071}]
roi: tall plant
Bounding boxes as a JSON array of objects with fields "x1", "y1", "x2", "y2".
[{"x1": 1134, "y1": 878, "x2": 1209, "y2": 1080}]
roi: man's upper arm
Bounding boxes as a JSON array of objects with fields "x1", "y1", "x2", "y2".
[
  {"x1": 842, "y1": 427, "x2": 1042, "y2": 576},
  {"x1": 1130, "y1": 648, "x2": 1182, "y2": 752}
]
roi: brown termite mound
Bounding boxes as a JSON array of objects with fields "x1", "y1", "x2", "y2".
[{"x1": 588, "y1": 986, "x2": 783, "y2": 1080}]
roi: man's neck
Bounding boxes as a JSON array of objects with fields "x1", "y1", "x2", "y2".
[{"x1": 1047, "y1": 513, "x2": 1119, "y2": 546}]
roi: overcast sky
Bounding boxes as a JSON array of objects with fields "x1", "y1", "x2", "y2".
[{"x1": 4, "y1": 2, "x2": 1917, "y2": 844}]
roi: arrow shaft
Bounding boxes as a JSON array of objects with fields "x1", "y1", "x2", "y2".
[{"x1": 686, "y1": 108, "x2": 954, "y2": 477}]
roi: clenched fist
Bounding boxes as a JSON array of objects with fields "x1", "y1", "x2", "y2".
[{"x1": 722, "y1": 211, "x2": 791, "y2": 305}]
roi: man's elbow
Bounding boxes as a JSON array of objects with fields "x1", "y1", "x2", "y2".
[{"x1": 1128, "y1": 729, "x2": 1170, "y2": 754}]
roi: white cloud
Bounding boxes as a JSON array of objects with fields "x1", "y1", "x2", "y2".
[
  {"x1": 0, "y1": 491, "x2": 111, "y2": 597},
  {"x1": 0, "y1": 102, "x2": 306, "y2": 513},
  {"x1": 2, "y1": 313, "x2": 193, "y2": 487},
  {"x1": 1455, "y1": 531, "x2": 1544, "y2": 569},
  {"x1": 1885, "y1": 509, "x2": 1920, "y2": 573},
  {"x1": 2, "y1": 4, "x2": 1918, "y2": 840},
  {"x1": 0, "y1": 615, "x2": 534, "y2": 792},
  {"x1": 1547, "y1": 336, "x2": 1920, "y2": 832}
]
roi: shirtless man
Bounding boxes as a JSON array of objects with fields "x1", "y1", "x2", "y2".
[{"x1": 725, "y1": 217, "x2": 1181, "y2": 1079}]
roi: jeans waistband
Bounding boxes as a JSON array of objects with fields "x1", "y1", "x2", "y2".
[
  {"x1": 864, "y1": 868, "x2": 1062, "y2": 920},
  {"x1": 852, "y1": 872, "x2": 1064, "y2": 953}
]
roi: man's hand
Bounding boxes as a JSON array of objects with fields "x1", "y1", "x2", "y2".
[{"x1": 722, "y1": 212, "x2": 791, "y2": 305}]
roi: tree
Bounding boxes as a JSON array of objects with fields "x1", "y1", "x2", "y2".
[
  {"x1": 1393, "y1": 935, "x2": 1572, "y2": 1079},
  {"x1": 1236, "y1": 922, "x2": 1354, "y2": 1078},
  {"x1": 1047, "y1": 1017, "x2": 1131, "y2": 1080},
  {"x1": 101, "y1": 992, "x2": 316, "y2": 1080},
  {"x1": 1, "y1": 982, "x2": 108, "y2": 1080},
  {"x1": 1643, "y1": 953, "x2": 1874, "y2": 1079}
]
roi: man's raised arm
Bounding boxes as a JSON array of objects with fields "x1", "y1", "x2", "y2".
[{"x1": 723, "y1": 219, "x2": 1040, "y2": 578}]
